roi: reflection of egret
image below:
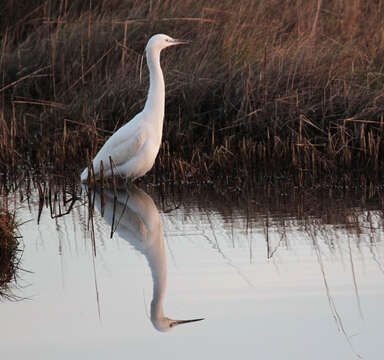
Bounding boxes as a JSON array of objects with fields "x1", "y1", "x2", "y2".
[
  {"x1": 81, "y1": 34, "x2": 189, "y2": 183},
  {"x1": 92, "y1": 185, "x2": 204, "y2": 332}
]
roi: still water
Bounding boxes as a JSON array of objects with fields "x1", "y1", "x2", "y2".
[{"x1": 1, "y1": 183, "x2": 383, "y2": 359}]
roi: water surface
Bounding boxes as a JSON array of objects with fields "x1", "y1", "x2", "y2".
[{"x1": 1, "y1": 183, "x2": 383, "y2": 359}]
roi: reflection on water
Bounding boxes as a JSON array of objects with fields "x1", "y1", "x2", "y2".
[
  {"x1": 0, "y1": 180, "x2": 383, "y2": 359},
  {"x1": 92, "y1": 185, "x2": 204, "y2": 331}
]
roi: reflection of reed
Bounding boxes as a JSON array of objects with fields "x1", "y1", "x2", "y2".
[
  {"x1": 157, "y1": 184, "x2": 383, "y2": 358},
  {"x1": 308, "y1": 227, "x2": 362, "y2": 359},
  {"x1": 166, "y1": 184, "x2": 384, "y2": 260},
  {"x1": 9, "y1": 177, "x2": 383, "y2": 273},
  {"x1": 5, "y1": 177, "x2": 384, "y2": 326}
]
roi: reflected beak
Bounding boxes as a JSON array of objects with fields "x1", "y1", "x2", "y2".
[{"x1": 170, "y1": 318, "x2": 205, "y2": 327}]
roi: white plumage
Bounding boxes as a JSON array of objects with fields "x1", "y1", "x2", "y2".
[{"x1": 81, "y1": 34, "x2": 189, "y2": 183}]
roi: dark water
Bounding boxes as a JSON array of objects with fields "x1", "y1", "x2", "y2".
[{"x1": 0, "y1": 183, "x2": 383, "y2": 359}]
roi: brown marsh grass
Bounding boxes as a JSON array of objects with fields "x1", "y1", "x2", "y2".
[
  {"x1": 0, "y1": 202, "x2": 21, "y2": 300},
  {"x1": 1, "y1": 0, "x2": 384, "y2": 185}
]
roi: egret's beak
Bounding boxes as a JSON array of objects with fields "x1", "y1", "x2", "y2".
[
  {"x1": 172, "y1": 39, "x2": 191, "y2": 45},
  {"x1": 170, "y1": 318, "x2": 204, "y2": 327}
]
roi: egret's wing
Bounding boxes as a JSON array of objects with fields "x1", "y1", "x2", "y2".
[
  {"x1": 110, "y1": 131, "x2": 146, "y2": 167},
  {"x1": 93, "y1": 123, "x2": 146, "y2": 170}
]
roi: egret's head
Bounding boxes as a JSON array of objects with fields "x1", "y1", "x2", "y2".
[
  {"x1": 152, "y1": 316, "x2": 205, "y2": 332},
  {"x1": 146, "y1": 34, "x2": 190, "y2": 53}
]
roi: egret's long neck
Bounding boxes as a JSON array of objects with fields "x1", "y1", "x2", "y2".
[{"x1": 144, "y1": 47, "x2": 165, "y2": 128}]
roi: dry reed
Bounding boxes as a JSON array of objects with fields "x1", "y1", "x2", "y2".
[{"x1": 0, "y1": 204, "x2": 21, "y2": 300}]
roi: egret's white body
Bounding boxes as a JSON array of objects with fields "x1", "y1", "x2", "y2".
[
  {"x1": 92, "y1": 185, "x2": 204, "y2": 332},
  {"x1": 81, "y1": 34, "x2": 188, "y2": 183}
]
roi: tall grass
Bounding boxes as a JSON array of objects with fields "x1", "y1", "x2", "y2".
[
  {"x1": 1, "y1": 0, "x2": 384, "y2": 184},
  {"x1": 0, "y1": 203, "x2": 20, "y2": 300}
]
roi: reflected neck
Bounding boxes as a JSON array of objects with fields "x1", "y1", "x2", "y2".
[{"x1": 148, "y1": 232, "x2": 167, "y2": 321}]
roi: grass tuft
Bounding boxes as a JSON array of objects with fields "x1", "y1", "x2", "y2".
[{"x1": 0, "y1": 204, "x2": 21, "y2": 301}]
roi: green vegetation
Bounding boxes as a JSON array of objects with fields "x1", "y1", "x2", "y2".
[{"x1": 1, "y1": 0, "x2": 384, "y2": 185}]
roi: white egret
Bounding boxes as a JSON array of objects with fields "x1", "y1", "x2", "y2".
[
  {"x1": 81, "y1": 34, "x2": 189, "y2": 183},
  {"x1": 92, "y1": 185, "x2": 204, "y2": 332}
]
